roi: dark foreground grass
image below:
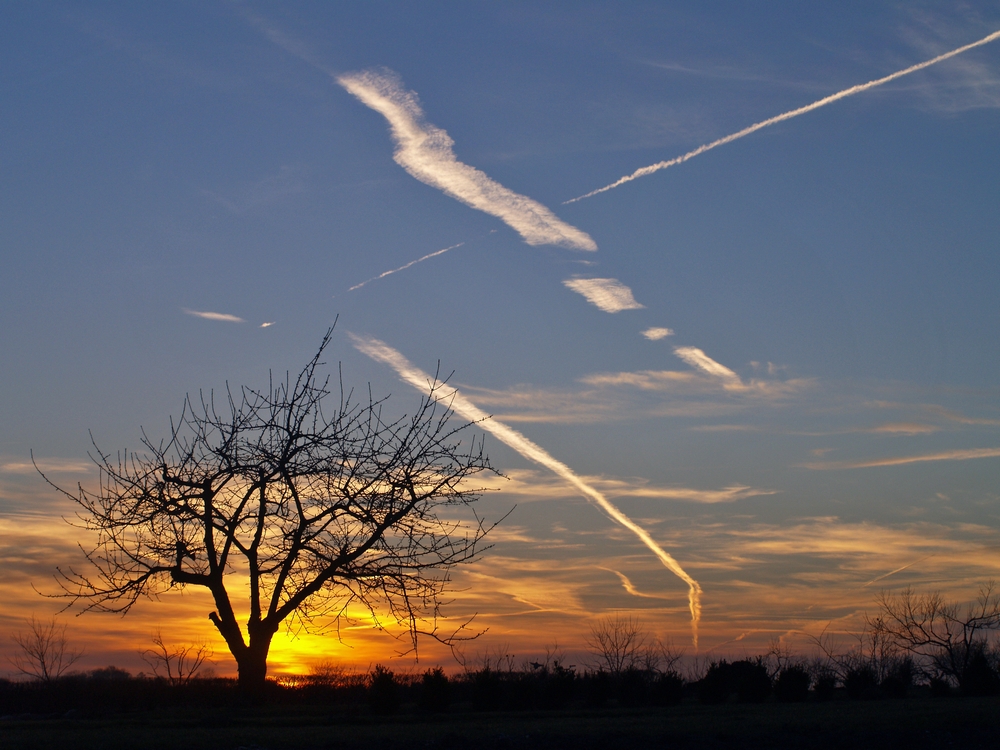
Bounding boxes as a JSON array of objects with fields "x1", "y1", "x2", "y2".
[{"x1": 2, "y1": 696, "x2": 998, "y2": 750}]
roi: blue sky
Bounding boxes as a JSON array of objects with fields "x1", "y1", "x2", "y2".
[{"x1": 2, "y1": 1, "x2": 999, "y2": 672}]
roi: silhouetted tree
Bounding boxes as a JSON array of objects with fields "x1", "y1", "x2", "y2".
[
  {"x1": 586, "y1": 614, "x2": 648, "y2": 677},
  {"x1": 140, "y1": 631, "x2": 212, "y2": 685},
  {"x1": 38, "y1": 329, "x2": 498, "y2": 691},
  {"x1": 871, "y1": 582, "x2": 1000, "y2": 690},
  {"x1": 8, "y1": 616, "x2": 84, "y2": 681}
]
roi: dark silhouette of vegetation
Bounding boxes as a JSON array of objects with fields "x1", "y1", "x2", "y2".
[
  {"x1": 7, "y1": 616, "x2": 83, "y2": 682},
  {"x1": 36, "y1": 328, "x2": 499, "y2": 692},
  {"x1": 774, "y1": 665, "x2": 811, "y2": 702},
  {"x1": 419, "y1": 666, "x2": 450, "y2": 712},
  {"x1": 139, "y1": 632, "x2": 212, "y2": 685},
  {"x1": 697, "y1": 659, "x2": 771, "y2": 704},
  {"x1": 870, "y1": 582, "x2": 1000, "y2": 692},
  {"x1": 367, "y1": 664, "x2": 401, "y2": 714}
]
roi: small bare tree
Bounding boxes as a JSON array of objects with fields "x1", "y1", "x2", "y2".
[
  {"x1": 587, "y1": 614, "x2": 648, "y2": 676},
  {"x1": 140, "y1": 631, "x2": 213, "y2": 685},
  {"x1": 872, "y1": 582, "x2": 1000, "y2": 686},
  {"x1": 37, "y1": 328, "x2": 499, "y2": 691},
  {"x1": 9, "y1": 616, "x2": 84, "y2": 681}
]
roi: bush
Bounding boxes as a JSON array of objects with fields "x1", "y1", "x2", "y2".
[
  {"x1": 813, "y1": 673, "x2": 837, "y2": 701},
  {"x1": 367, "y1": 665, "x2": 400, "y2": 714},
  {"x1": 617, "y1": 668, "x2": 650, "y2": 707},
  {"x1": 844, "y1": 666, "x2": 880, "y2": 700},
  {"x1": 419, "y1": 667, "x2": 450, "y2": 712},
  {"x1": 696, "y1": 661, "x2": 731, "y2": 704},
  {"x1": 929, "y1": 677, "x2": 952, "y2": 698},
  {"x1": 774, "y1": 666, "x2": 811, "y2": 702},
  {"x1": 650, "y1": 671, "x2": 684, "y2": 707},
  {"x1": 960, "y1": 652, "x2": 1000, "y2": 697},
  {"x1": 880, "y1": 658, "x2": 914, "y2": 699},
  {"x1": 583, "y1": 670, "x2": 612, "y2": 708}
]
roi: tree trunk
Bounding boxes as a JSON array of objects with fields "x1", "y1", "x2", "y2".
[{"x1": 235, "y1": 640, "x2": 272, "y2": 694}]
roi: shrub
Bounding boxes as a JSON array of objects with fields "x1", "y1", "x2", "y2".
[
  {"x1": 650, "y1": 671, "x2": 684, "y2": 707},
  {"x1": 419, "y1": 667, "x2": 450, "y2": 712},
  {"x1": 960, "y1": 652, "x2": 1000, "y2": 696},
  {"x1": 844, "y1": 666, "x2": 880, "y2": 700},
  {"x1": 774, "y1": 666, "x2": 811, "y2": 702},
  {"x1": 813, "y1": 673, "x2": 837, "y2": 701},
  {"x1": 929, "y1": 677, "x2": 952, "y2": 698},
  {"x1": 367, "y1": 664, "x2": 400, "y2": 714},
  {"x1": 583, "y1": 670, "x2": 612, "y2": 708},
  {"x1": 880, "y1": 657, "x2": 914, "y2": 699}
]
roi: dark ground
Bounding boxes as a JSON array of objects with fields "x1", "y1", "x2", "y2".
[{"x1": 2, "y1": 695, "x2": 998, "y2": 750}]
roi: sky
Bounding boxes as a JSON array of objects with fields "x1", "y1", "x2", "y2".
[{"x1": 2, "y1": 1, "x2": 999, "y2": 677}]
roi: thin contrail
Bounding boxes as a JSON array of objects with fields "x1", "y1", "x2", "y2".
[
  {"x1": 861, "y1": 555, "x2": 935, "y2": 588},
  {"x1": 565, "y1": 29, "x2": 1000, "y2": 204},
  {"x1": 350, "y1": 333, "x2": 703, "y2": 649},
  {"x1": 349, "y1": 243, "x2": 464, "y2": 291}
]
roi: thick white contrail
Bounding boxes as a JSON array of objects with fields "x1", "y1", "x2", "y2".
[
  {"x1": 566, "y1": 29, "x2": 1000, "y2": 203},
  {"x1": 350, "y1": 333, "x2": 703, "y2": 648},
  {"x1": 339, "y1": 69, "x2": 597, "y2": 251},
  {"x1": 349, "y1": 243, "x2": 464, "y2": 292},
  {"x1": 563, "y1": 277, "x2": 645, "y2": 313},
  {"x1": 674, "y1": 346, "x2": 742, "y2": 386}
]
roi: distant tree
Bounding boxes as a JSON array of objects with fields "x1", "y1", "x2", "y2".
[
  {"x1": 586, "y1": 614, "x2": 648, "y2": 677},
  {"x1": 8, "y1": 616, "x2": 84, "y2": 682},
  {"x1": 871, "y1": 582, "x2": 1000, "y2": 690},
  {"x1": 140, "y1": 631, "x2": 212, "y2": 685},
  {"x1": 37, "y1": 329, "x2": 498, "y2": 692}
]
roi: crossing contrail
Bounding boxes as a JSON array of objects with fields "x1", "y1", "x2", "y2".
[
  {"x1": 351, "y1": 333, "x2": 703, "y2": 648},
  {"x1": 565, "y1": 29, "x2": 1000, "y2": 204},
  {"x1": 349, "y1": 243, "x2": 464, "y2": 291}
]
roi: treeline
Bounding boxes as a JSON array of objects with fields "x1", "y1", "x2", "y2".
[
  {"x1": 4, "y1": 583, "x2": 1000, "y2": 716},
  {"x1": 2, "y1": 650, "x2": 999, "y2": 718}
]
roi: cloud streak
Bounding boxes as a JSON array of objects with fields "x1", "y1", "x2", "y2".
[
  {"x1": 349, "y1": 243, "x2": 464, "y2": 291},
  {"x1": 338, "y1": 69, "x2": 597, "y2": 251},
  {"x1": 563, "y1": 278, "x2": 645, "y2": 313},
  {"x1": 803, "y1": 447, "x2": 1000, "y2": 470},
  {"x1": 350, "y1": 334, "x2": 703, "y2": 647},
  {"x1": 182, "y1": 309, "x2": 245, "y2": 323},
  {"x1": 643, "y1": 327, "x2": 674, "y2": 340},
  {"x1": 673, "y1": 346, "x2": 742, "y2": 385},
  {"x1": 566, "y1": 28, "x2": 1000, "y2": 203}
]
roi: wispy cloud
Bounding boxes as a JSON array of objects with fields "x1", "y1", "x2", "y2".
[
  {"x1": 563, "y1": 278, "x2": 644, "y2": 313},
  {"x1": 476, "y1": 468, "x2": 775, "y2": 505},
  {"x1": 673, "y1": 347, "x2": 742, "y2": 385},
  {"x1": 869, "y1": 422, "x2": 939, "y2": 435},
  {"x1": 349, "y1": 243, "x2": 463, "y2": 291},
  {"x1": 338, "y1": 69, "x2": 597, "y2": 251},
  {"x1": 349, "y1": 334, "x2": 702, "y2": 647},
  {"x1": 803, "y1": 447, "x2": 1000, "y2": 470},
  {"x1": 260, "y1": 322, "x2": 276, "y2": 328},
  {"x1": 1, "y1": 458, "x2": 92, "y2": 475},
  {"x1": 566, "y1": 28, "x2": 1000, "y2": 202},
  {"x1": 182, "y1": 309, "x2": 245, "y2": 323},
  {"x1": 642, "y1": 327, "x2": 675, "y2": 340}
]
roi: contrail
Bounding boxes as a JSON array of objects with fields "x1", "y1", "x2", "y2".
[
  {"x1": 349, "y1": 243, "x2": 464, "y2": 291},
  {"x1": 565, "y1": 29, "x2": 1000, "y2": 203},
  {"x1": 861, "y1": 554, "x2": 935, "y2": 588},
  {"x1": 350, "y1": 333, "x2": 703, "y2": 648},
  {"x1": 339, "y1": 68, "x2": 597, "y2": 250}
]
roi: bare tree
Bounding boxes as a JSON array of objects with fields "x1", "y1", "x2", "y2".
[
  {"x1": 586, "y1": 614, "x2": 648, "y2": 676},
  {"x1": 8, "y1": 616, "x2": 84, "y2": 681},
  {"x1": 140, "y1": 631, "x2": 213, "y2": 685},
  {"x1": 871, "y1": 582, "x2": 1000, "y2": 687},
  {"x1": 37, "y1": 329, "x2": 499, "y2": 691}
]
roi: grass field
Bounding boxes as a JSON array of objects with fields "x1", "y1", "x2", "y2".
[{"x1": 2, "y1": 695, "x2": 998, "y2": 750}]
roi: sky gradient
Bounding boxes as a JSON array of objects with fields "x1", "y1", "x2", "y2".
[{"x1": 2, "y1": 1, "x2": 999, "y2": 677}]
